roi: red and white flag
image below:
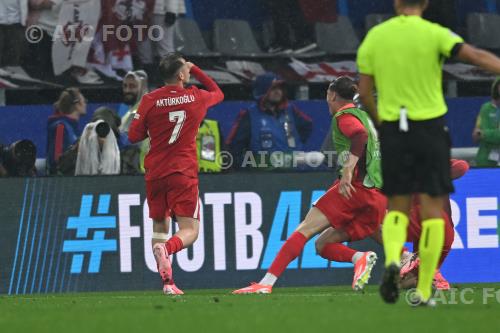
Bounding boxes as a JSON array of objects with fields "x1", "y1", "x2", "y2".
[
  {"x1": 289, "y1": 58, "x2": 357, "y2": 82},
  {"x1": 51, "y1": 0, "x2": 101, "y2": 75}
]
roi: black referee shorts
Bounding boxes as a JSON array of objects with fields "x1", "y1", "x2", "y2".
[{"x1": 379, "y1": 116, "x2": 454, "y2": 197}]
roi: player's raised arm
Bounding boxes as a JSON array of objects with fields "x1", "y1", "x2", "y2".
[
  {"x1": 128, "y1": 95, "x2": 150, "y2": 143},
  {"x1": 189, "y1": 63, "x2": 224, "y2": 108}
]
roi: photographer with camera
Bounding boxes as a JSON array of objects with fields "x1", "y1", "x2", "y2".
[
  {"x1": 55, "y1": 106, "x2": 122, "y2": 176},
  {"x1": 0, "y1": 140, "x2": 37, "y2": 177},
  {"x1": 75, "y1": 114, "x2": 121, "y2": 176},
  {"x1": 46, "y1": 87, "x2": 87, "y2": 175}
]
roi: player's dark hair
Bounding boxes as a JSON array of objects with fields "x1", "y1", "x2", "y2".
[
  {"x1": 54, "y1": 87, "x2": 81, "y2": 114},
  {"x1": 159, "y1": 52, "x2": 185, "y2": 82},
  {"x1": 400, "y1": 0, "x2": 426, "y2": 6},
  {"x1": 328, "y1": 76, "x2": 358, "y2": 100}
]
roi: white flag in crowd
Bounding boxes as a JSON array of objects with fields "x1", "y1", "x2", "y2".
[
  {"x1": 51, "y1": 0, "x2": 101, "y2": 76},
  {"x1": 443, "y1": 63, "x2": 497, "y2": 81},
  {"x1": 289, "y1": 58, "x2": 357, "y2": 82}
]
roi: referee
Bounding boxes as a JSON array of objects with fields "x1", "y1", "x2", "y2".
[{"x1": 357, "y1": 0, "x2": 500, "y2": 306}]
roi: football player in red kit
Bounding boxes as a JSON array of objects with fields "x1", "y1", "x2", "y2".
[
  {"x1": 400, "y1": 159, "x2": 470, "y2": 290},
  {"x1": 233, "y1": 77, "x2": 387, "y2": 294},
  {"x1": 128, "y1": 53, "x2": 224, "y2": 294}
]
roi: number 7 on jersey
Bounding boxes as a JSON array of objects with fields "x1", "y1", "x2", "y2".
[{"x1": 168, "y1": 110, "x2": 186, "y2": 144}]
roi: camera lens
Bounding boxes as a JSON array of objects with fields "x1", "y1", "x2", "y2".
[{"x1": 95, "y1": 122, "x2": 111, "y2": 138}]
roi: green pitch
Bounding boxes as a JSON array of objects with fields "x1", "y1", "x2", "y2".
[{"x1": 2, "y1": 284, "x2": 499, "y2": 333}]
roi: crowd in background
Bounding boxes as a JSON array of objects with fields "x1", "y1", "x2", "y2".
[
  {"x1": 0, "y1": 0, "x2": 499, "y2": 177},
  {"x1": 0, "y1": 0, "x2": 472, "y2": 85}
]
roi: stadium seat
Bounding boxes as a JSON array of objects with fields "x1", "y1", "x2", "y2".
[
  {"x1": 175, "y1": 18, "x2": 220, "y2": 57},
  {"x1": 365, "y1": 14, "x2": 393, "y2": 32},
  {"x1": 467, "y1": 13, "x2": 500, "y2": 50},
  {"x1": 213, "y1": 19, "x2": 272, "y2": 57},
  {"x1": 315, "y1": 17, "x2": 360, "y2": 55}
]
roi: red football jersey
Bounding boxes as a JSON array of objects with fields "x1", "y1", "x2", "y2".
[{"x1": 128, "y1": 66, "x2": 224, "y2": 181}]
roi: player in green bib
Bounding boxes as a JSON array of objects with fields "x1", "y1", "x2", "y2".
[
  {"x1": 332, "y1": 105, "x2": 383, "y2": 190},
  {"x1": 357, "y1": 0, "x2": 500, "y2": 306},
  {"x1": 233, "y1": 77, "x2": 387, "y2": 295}
]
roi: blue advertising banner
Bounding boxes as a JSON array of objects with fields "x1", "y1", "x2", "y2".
[
  {"x1": 0, "y1": 97, "x2": 488, "y2": 158},
  {"x1": 443, "y1": 168, "x2": 500, "y2": 283},
  {"x1": 0, "y1": 169, "x2": 498, "y2": 295}
]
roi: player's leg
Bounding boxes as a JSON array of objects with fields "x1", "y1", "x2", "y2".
[
  {"x1": 164, "y1": 174, "x2": 201, "y2": 257},
  {"x1": 233, "y1": 207, "x2": 330, "y2": 294},
  {"x1": 152, "y1": 216, "x2": 172, "y2": 283},
  {"x1": 316, "y1": 227, "x2": 378, "y2": 291},
  {"x1": 152, "y1": 217, "x2": 170, "y2": 248},
  {"x1": 146, "y1": 178, "x2": 176, "y2": 290},
  {"x1": 370, "y1": 225, "x2": 383, "y2": 244},
  {"x1": 167, "y1": 216, "x2": 200, "y2": 253}
]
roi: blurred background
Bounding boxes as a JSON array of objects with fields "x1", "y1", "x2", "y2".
[{"x1": 1, "y1": 0, "x2": 500, "y2": 176}]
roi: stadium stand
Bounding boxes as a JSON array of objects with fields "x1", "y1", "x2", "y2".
[
  {"x1": 466, "y1": 13, "x2": 500, "y2": 50},
  {"x1": 315, "y1": 17, "x2": 360, "y2": 55},
  {"x1": 364, "y1": 13, "x2": 393, "y2": 31},
  {"x1": 174, "y1": 18, "x2": 221, "y2": 57},
  {"x1": 213, "y1": 19, "x2": 272, "y2": 58}
]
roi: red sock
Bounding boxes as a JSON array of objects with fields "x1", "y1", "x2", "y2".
[
  {"x1": 165, "y1": 236, "x2": 184, "y2": 255},
  {"x1": 319, "y1": 243, "x2": 356, "y2": 262},
  {"x1": 268, "y1": 232, "x2": 307, "y2": 277}
]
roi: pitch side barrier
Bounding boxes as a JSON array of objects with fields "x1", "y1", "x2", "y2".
[{"x1": 0, "y1": 169, "x2": 498, "y2": 295}]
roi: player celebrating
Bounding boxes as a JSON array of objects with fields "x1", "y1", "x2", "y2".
[
  {"x1": 233, "y1": 77, "x2": 386, "y2": 294},
  {"x1": 400, "y1": 159, "x2": 470, "y2": 290},
  {"x1": 128, "y1": 53, "x2": 224, "y2": 295}
]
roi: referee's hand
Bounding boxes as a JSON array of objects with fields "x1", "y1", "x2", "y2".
[{"x1": 339, "y1": 170, "x2": 356, "y2": 199}]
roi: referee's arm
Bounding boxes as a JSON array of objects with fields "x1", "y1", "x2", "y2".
[{"x1": 456, "y1": 43, "x2": 500, "y2": 74}]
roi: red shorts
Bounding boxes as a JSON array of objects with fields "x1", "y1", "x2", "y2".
[
  {"x1": 314, "y1": 181, "x2": 387, "y2": 241},
  {"x1": 146, "y1": 173, "x2": 200, "y2": 221},
  {"x1": 408, "y1": 206, "x2": 455, "y2": 267}
]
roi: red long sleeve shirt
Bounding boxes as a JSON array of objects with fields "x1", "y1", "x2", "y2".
[
  {"x1": 336, "y1": 111, "x2": 369, "y2": 183},
  {"x1": 128, "y1": 66, "x2": 224, "y2": 180}
]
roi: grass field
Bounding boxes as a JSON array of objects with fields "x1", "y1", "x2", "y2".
[{"x1": 2, "y1": 284, "x2": 500, "y2": 333}]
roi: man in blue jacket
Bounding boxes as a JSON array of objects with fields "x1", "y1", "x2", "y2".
[{"x1": 226, "y1": 73, "x2": 312, "y2": 169}]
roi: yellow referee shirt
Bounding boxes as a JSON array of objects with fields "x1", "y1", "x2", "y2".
[{"x1": 357, "y1": 15, "x2": 464, "y2": 121}]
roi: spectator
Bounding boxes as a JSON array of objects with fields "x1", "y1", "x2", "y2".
[
  {"x1": 473, "y1": 78, "x2": 500, "y2": 167},
  {"x1": 88, "y1": 0, "x2": 154, "y2": 80},
  {"x1": 55, "y1": 106, "x2": 122, "y2": 176},
  {"x1": 0, "y1": 0, "x2": 28, "y2": 76},
  {"x1": 46, "y1": 87, "x2": 87, "y2": 175},
  {"x1": 137, "y1": 0, "x2": 186, "y2": 76},
  {"x1": 75, "y1": 120, "x2": 121, "y2": 175},
  {"x1": 27, "y1": 0, "x2": 103, "y2": 84},
  {"x1": 119, "y1": 70, "x2": 150, "y2": 173},
  {"x1": 226, "y1": 73, "x2": 312, "y2": 169},
  {"x1": 0, "y1": 140, "x2": 37, "y2": 177},
  {"x1": 118, "y1": 70, "x2": 149, "y2": 124}
]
